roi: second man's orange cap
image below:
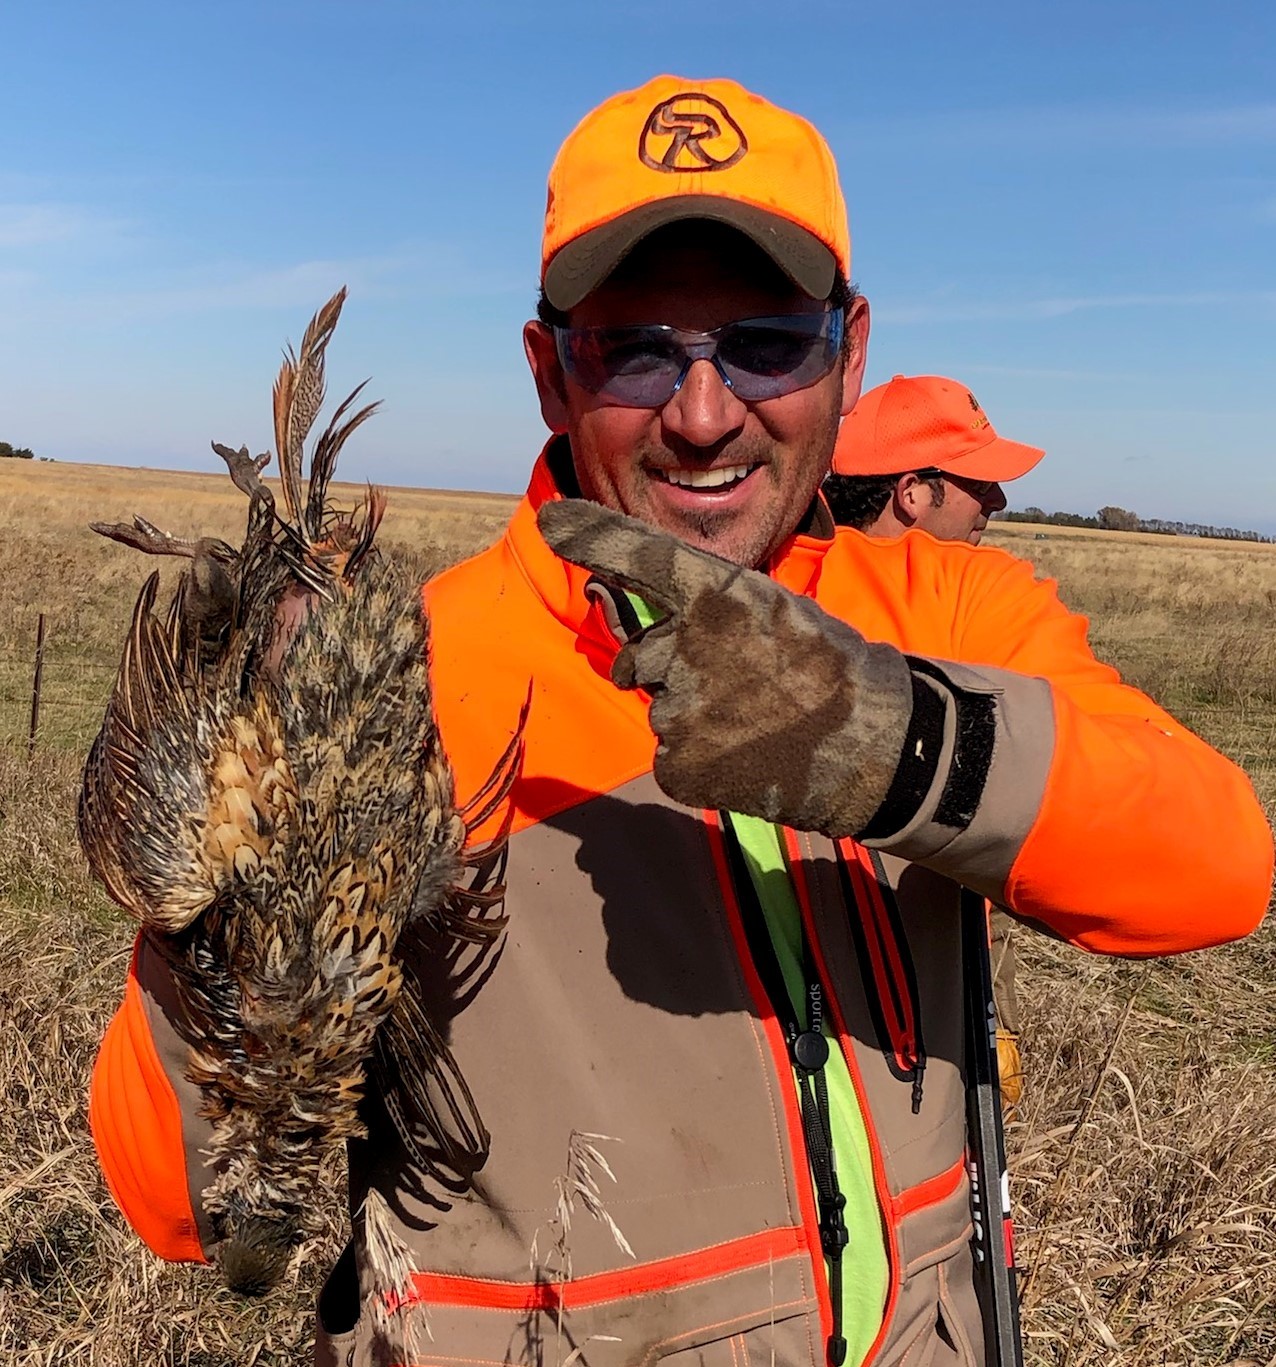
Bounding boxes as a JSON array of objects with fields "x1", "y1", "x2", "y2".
[
  {"x1": 542, "y1": 75, "x2": 850, "y2": 311},
  {"x1": 832, "y1": 375, "x2": 1045, "y2": 481}
]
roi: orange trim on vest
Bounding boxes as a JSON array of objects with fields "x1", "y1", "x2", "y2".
[
  {"x1": 890, "y1": 1156, "x2": 967, "y2": 1222},
  {"x1": 89, "y1": 939, "x2": 207, "y2": 1264},
  {"x1": 782, "y1": 828, "x2": 902, "y2": 1367},
  {"x1": 703, "y1": 813, "x2": 836, "y2": 1351},
  {"x1": 839, "y1": 841, "x2": 920, "y2": 1080},
  {"x1": 399, "y1": 1226, "x2": 808, "y2": 1312}
]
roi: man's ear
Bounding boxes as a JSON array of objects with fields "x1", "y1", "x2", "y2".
[
  {"x1": 893, "y1": 472, "x2": 925, "y2": 526},
  {"x1": 524, "y1": 321, "x2": 570, "y2": 434},
  {"x1": 838, "y1": 295, "x2": 872, "y2": 417}
]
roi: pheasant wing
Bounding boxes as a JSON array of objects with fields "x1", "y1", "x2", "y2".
[
  {"x1": 78, "y1": 572, "x2": 199, "y2": 924},
  {"x1": 371, "y1": 934, "x2": 491, "y2": 1183},
  {"x1": 370, "y1": 699, "x2": 529, "y2": 1182}
]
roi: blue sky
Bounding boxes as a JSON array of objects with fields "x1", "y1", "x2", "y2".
[{"x1": 2, "y1": 1, "x2": 1273, "y2": 528}]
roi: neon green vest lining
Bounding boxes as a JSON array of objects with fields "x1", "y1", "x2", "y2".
[{"x1": 624, "y1": 595, "x2": 888, "y2": 1361}]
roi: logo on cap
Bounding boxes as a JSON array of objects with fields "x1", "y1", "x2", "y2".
[
  {"x1": 967, "y1": 391, "x2": 990, "y2": 431},
  {"x1": 639, "y1": 93, "x2": 748, "y2": 173}
]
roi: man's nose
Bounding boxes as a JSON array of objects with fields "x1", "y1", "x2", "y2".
[{"x1": 660, "y1": 358, "x2": 747, "y2": 447}]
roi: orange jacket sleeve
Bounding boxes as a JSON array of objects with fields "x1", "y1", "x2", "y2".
[
  {"x1": 981, "y1": 556, "x2": 1271, "y2": 955},
  {"x1": 871, "y1": 550, "x2": 1273, "y2": 956}
]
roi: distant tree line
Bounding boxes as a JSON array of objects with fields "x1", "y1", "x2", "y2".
[
  {"x1": 0, "y1": 441, "x2": 35, "y2": 460},
  {"x1": 995, "y1": 506, "x2": 1273, "y2": 544}
]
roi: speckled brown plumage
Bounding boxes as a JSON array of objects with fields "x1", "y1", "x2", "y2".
[{"x1": 79, "y1": 289, "x2": 521, "y2": 1298}]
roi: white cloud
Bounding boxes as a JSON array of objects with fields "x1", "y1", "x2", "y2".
[
  {"x1": 0, "y1": 243, "x2": 527, "y2": 329},
  {"x1": 876, "y1": 290, "x2": 1273, "y2": 325},
  {"x1": 840, "y1": 102, "x2": 1276, "y2": 152},
  {"x1": 104, "y1": 256, "x2": 411, "y2": 315},
  {"x1": 951, "y1": 362, "x2": 1142, "y2": 382},
  {"x1": 0, "y1": 202, "x2": 128, "y2": 248},
  {"x1": 1146, "y1": 104, "x2": 1276, "y2": 144}
]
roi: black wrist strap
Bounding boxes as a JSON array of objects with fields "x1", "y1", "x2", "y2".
[
  {"x1": 858, "y1": 671, "x2": 946, "y2": 841},
  {"x1": 859, "y1": 661, "x2": 998, "y2": 843}
]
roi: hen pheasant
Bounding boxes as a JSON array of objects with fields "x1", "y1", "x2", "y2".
[{"x1": 79, "y1": 289, "x2": 521, "y2": 1298}]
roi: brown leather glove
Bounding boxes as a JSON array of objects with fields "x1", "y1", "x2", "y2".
[{"x1": 538, "y1": 499, "x2": 915, "y2": 838}]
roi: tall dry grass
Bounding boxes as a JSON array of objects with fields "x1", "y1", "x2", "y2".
[
  {"x1": 1, "y1": 469, "x2": 1274, "y2": 1365},
  {"x1": 988, "y1": 524, "x2": 1276, "y2": 807},
  {"x1": 985, "y1": 524, "x2": 1276, "y2": 1367}
]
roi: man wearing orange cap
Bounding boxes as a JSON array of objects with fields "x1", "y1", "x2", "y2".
[
  {"x1": 824, "y1": 375, "x2": 1044, "y2": 547},
  {"x1": 89, "y1": 77, "x2": 1271, "y2": 1367}
]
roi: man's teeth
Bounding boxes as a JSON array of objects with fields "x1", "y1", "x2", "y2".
[{"x1": 661, "y1": 464, "x2": 754, "y2": 489}]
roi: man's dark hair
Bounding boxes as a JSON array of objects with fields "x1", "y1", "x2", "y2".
[
  {"x1": 534, "y1": 289, "x2": 568, "y2": 330},
  {"x1": 821, "y1": 473, "x2": 894, "y2": 530},
  {"x1": 536, "y1": 270, "x2": 861, "y2": 360},
  {"x1": 823, "y1": 470, "x2": 945, "y2": 530}
]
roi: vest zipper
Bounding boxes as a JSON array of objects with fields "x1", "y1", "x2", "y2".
[
  {"x1": 781, "y1": 829, "x2": 901, "y2": 1367},
  {"x1": 835, "y1": 841, "x2": 927, "y2": 1114},
  {"x1": 719, "y1": 814, "x2": 850, "y2": 1367}
]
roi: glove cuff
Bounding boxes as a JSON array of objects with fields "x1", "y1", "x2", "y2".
[
  {"x1": 856, "y1": 658, "x2": 998, "y2": 843},
  {"x1": 857, "y1": 671, "x2": 950, "y2": 841},
  {"x1": 857, "y1": 658, "x2": 1056, "y2": 905}
]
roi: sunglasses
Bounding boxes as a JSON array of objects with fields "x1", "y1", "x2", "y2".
[
  {"x1": 912, "y1": 468, "x2": 1000, "y2": 502},
  {"x1": 554, "y1": 310, "x2": 844, "y2": 409}
]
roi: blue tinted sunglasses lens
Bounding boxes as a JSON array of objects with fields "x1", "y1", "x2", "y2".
[
  {"x1": 556, "y1": 312, "x2": 841, "y2": 408},
  {"x1": 720, "y1": 313, "x2": 842, "y2": 400}
]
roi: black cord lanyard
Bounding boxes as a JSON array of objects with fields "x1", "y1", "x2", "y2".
[
  {"x1": 788, "y1": 930, "x2": 850, "y2": 1367},
  {"x1": 719, "y1": 815, "x2": 849, "y2": 1367}
]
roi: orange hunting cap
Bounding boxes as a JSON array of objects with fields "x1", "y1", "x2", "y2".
[
  {"x1": 832, "y1": 375, "x2": 1045, "y2": 481},
  {"x1": 542, "y1": 75, "x2": 850, "y2": 311}
]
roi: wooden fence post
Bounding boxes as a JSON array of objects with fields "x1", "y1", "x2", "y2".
[{"x1": 28, "y1": 612, "x2": 46, "y2": 759}]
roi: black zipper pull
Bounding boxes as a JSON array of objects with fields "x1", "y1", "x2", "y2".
[
  {"x1": 793, "y1": 1029, "x2": 829, "y2": 1072},
  {"x1": 819, "y1": 1189, "x2": 849, "y2": 1257}
]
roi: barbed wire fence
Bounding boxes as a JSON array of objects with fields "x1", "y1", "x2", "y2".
[{"x1": 0, "y1": 614, "x2": 116, "y2": 756}]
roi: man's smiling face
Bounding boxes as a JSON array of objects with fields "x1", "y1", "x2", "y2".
[{"x1": 526, "y1": 222, "x2": 869, "y2": 569}]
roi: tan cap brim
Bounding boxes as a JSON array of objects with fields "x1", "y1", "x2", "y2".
[{"x1": 543, "y1": 195, "x2": 837, "y2": 311}]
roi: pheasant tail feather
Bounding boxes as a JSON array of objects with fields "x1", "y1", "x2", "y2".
[
  {"x1": 273, "y1": 286, "x2": 348, "y2": 529},
  {"x1": 306, "y1": 379, "x2": 380, "y2": 533}
]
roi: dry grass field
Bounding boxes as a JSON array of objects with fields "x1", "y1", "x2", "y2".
[{"x1": 2, "y1": 459, "x2": 1275, "y2": 1366}]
